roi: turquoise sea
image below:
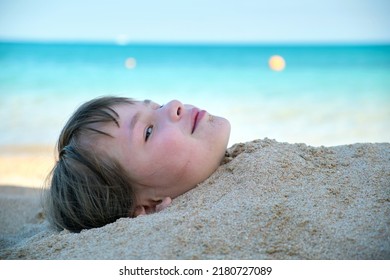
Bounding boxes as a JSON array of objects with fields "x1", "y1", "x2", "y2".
[{"x1": 0, "y1": 42, "x2": 389, "y2": 147}]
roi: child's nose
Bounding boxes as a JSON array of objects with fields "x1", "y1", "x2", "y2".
[{"x1": 165, "y1": 100, "x2": 183, "y2": 121}]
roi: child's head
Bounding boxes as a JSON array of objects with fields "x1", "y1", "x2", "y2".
[{"x1": 46, "y1": 96, "x2": 230, "y2": 232}]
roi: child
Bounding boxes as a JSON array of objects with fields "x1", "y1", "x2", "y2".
[{"x1": 45, "y1": 96, "x2": 231, "y2": 232}]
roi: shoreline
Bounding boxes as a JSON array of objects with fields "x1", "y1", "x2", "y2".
[{"x1": 0, "y1": 144, "x2": 55, "y2": 188}]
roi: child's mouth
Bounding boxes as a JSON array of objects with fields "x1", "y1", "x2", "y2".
[{"x1": 191, "y1": 108, "x2": 207, "y2": 134}]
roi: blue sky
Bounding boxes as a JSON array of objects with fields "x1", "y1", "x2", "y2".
[{"x1": 0, "y1": 0, "x2": 389, "y2": 43}]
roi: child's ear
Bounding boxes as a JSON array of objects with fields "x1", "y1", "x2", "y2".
[
  {"x1": 155, "y1": 197, "x2": 172, "y2": 212},
  {"x1": 134, "y1": 205, "x2": 147, "y2": 217},
  {"x1": 133, "y1": 197, "x2": 172, "y2": 217}
]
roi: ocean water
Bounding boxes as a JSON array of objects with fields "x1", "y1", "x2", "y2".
[{"x1": 0, "y1": 42, "x2": 389, "y2": 147}]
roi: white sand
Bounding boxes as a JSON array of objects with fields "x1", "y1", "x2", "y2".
[{"x1": 1, "y1": 139, "x2": 389, "y2": 259}]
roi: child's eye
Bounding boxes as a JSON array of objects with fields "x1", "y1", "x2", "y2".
[{"x1": 145, "y1": 125, "x2": 153, "y2": 141}]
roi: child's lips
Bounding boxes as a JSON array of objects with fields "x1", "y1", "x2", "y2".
[{"x1": 191, "y1": 108, "x2": 207, "y2": 134}]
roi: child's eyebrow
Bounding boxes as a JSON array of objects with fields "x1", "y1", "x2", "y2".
[
  {"x1": 129, "y1": 100, "x2": 151, "y2": 133},
  {"x1": 130, "y1": 112, "x2": 140, "y2": 131}
]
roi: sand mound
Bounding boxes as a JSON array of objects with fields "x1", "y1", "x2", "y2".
[{"x1": 1, "y1": 139, "x2": 389, "y2": 259}]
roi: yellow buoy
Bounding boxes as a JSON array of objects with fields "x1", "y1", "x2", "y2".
[{"x1": 268, "y1": 55, "x2": 286, "y2": 71}]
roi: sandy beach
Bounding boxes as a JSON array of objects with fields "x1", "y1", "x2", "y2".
[
  {"x1": 0, "y1": 145, "x2": 55, "y2": 188},
  {"x1": 0, "y1": 138, "x2": 389, "y2": 259}
]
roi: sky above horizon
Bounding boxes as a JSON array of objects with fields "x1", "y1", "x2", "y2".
[{"x1": 0, "y1": 0, "x2": 389, "y2": 44}]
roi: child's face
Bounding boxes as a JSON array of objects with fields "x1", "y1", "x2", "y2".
[{"x1": 101, "y1": 99, "x2": 230, "y2": 206}]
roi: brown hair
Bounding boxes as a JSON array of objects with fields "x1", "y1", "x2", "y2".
[{"x1": 45, "y1": 96, "x2": 137, "y2": 232}]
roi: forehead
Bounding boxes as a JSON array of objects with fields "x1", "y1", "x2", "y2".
[
  {"x1": 113, "y1": 99, "x2": 158, "y2": 115},
  {"x1": 141, "y1": 99, "x2": 160, "y2": 107},
  {"x1": 115, "y1": 99, "x2": 156, "y2": 109},
  {"x1": 109, "y1": 99, "x2": 162, "y2": 131}
]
